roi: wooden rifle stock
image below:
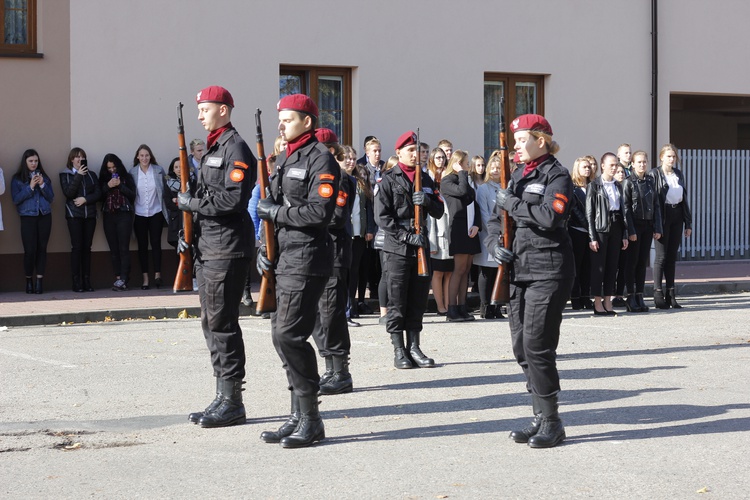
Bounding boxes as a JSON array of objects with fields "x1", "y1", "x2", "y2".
[
  {"x1": 173, "y1": 102, "x2": 194, "y2": 292},
  {"x1": 254, "y1": 109, "x2": 277, "y2": 314},
  {"x1": 490, "y1": 98, "x2": 514, "y2": 305},
  {"x1": 413, "y1": 128, "x2": 429, "y2": 277}
]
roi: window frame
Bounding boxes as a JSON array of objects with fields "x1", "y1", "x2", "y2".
[
  {"x1": 1, "y1": 0, "x2": 39, "y2": 57},
  {"x1": 484, "y1": 73, "x2": 545, "y2": 159},
  {"x1": 280, "y1": 64, "x2": 352, "y2": 145}
]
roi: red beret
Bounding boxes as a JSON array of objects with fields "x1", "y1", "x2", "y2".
[
  {"x1": 510, "y1": 114, "x2": 553, "y2": 136},
  {"x1": 277, "y1": 94, "x2": 319, "y2": 118},
  {"x1": 196, "y1": 86, "x2": 234, "y2": 108},
  {"x1": 315, "y1": 128, "x2": 338, "y2": 144},
  {"x1": 395, "y1": 130, "x2": 418, "y2": 151}
]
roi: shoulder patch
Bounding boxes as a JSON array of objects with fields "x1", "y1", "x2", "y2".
[
  {"x1": 320, "y1": 173, "x2": 335, "y2": 182},
  {"x1": 554, "y1": 192, "x2": 569, "y2": 203},
  {"x1": 319, "y1": 184, "x2": 334, "y2": 198},
  {"x1": 229, "y1": 169, "x2": 245, "y2": 182},
  {"x1": 234, "y1": 161, "x2": 249, "y2": 170},
  {"x1": 336, "y1": 190, "x2": 348, "y2": 207},
  {"x1": 552, "y1": 199, "x2": 566, "y2": 214}
]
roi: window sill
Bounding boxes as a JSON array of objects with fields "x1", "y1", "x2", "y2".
[{"x1": 0, "y1": 52, "x2": 43, "y2": 59}]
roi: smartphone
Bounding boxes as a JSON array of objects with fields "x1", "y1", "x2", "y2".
[{"x1": 80, "y1": 159, "x2": 88, "y2": 169}]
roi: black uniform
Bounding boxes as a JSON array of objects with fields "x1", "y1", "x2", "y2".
[
  {"x1": 269, "y1": 139, "x2": 340, "y2": 397},
  {"x1": 312, "y1": 172, "x2": 357, "y2": 358},
  {"x1": 486, "y1": 155, "x2": 574, "y2": 398},
  {"x1": 375, "y1": 165, "x2": 443, "y2": 358},
  {"x1": 190, "y1": 127, "x2": 256, "y2": 381}
]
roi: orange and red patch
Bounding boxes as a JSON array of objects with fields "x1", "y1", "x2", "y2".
[
  {"x1": 318, "y1": 184, "x2": 334, "y2": 198},
  {"x1": 229, "y1": 169, "x2": 245, "y2": 182}
]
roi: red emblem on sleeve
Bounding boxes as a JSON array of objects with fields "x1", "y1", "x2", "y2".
[
  {"x1": 554, "y1": 193, "x2": 569, "y2": 203},
  {"x1": 230, "y1": 169, "x2": 245, "y2": 182},
  {"x1": 552, "y1": 199, "x2": 566, "y2": 214},
  {"x1": 320, "y1": 173, "x2": 335, "y2": 181},
  {"x1": 234, "y1": 161, "x2": 249, "y2": 170},
  {"x1": 336, "y1": 190, "x2": 348, "y2": 207},
  {"x1": 319, "y1": 184, "x2": 334, "y2": 198}
]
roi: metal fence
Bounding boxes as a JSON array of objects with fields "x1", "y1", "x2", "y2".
[{"x1": 679, "y1": 149, "x2": 750, "y2": 261}]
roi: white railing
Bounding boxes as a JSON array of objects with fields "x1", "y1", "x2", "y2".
[{"x1": 679, "y1": 149, "x2": 750, "y2": 260}]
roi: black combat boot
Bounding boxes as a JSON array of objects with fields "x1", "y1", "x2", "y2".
[
  {"x1": 527, "y1": 395, "x2": 566, "y2": 448},
  {"x1": 581, "y1": 296, "x2": 594, "y2": 310},
  {"x1": 319, "y1": 356, "x2": 334, "y2": 386},
  {"x1": 279, "y1": 395, "x2": 325, "y2": 448},
  {"x1": 261, "y1": 392, "x2": 299, "y2": 443},
  {"x1": 653, "y1": 289, "x2": 669, "y2": 309},
  {"x1": 391, "y1": 333, "x2": 413, "y2": 369},
  {"x1": 26, "y1": 277, "x2": 34, "y2": 294},
  {"x1": 667, "y1": 288, "x2": 682, "y2": 309},
  {"x1": 509, "y1": 395, "x2": 542, "y2": 443},
  {"x1": 625, "y1": 294, "x2": 641, "y2": 312},
  {"x1": 484, "y1": 304, "x2": 497, "y2": 319},
  {"x1": 319, "y1": 355, "x2": 353, "y2": 395},
  {"x1": 570, "y1": 297, "x2": 582, "y2": 310},
  {"x1": 445, "y1": 305, "x2": 464, "y2": 322},
  {"x1": 406, "y1": 331, "x2": 435, "y2": 368},
  {"x1": 198, "y1": 378, "x2": 246, "y2": 428},
  {"x1": 35, "y1": 277, "x2": 43, "y2": 295},
  {"x1": 188, "y1": 378, "x2": 222, "y2": 424},
  {"x1": 635, "y1": 293, "x2": 649, "y2": 312},
  {"x1": 458, "y1": 304, "x2": 475, "y2": 321}
]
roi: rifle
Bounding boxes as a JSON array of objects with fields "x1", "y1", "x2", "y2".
[
  {"x1": 173, "y1": 102, "x2": 194, "y2": 292},
  {"x1": 254, "y1": 109, "x2": 277, "y2": 314},
  {"x1": 413, "y1": 128, "x2": 429, "y2": 277},
  {"x1": 490, "y1": 97, "x2": 514, "y2": 305}
]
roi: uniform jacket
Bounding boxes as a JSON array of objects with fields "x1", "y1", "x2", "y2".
[
  {"x1": 473, "y1": 180, "x2": 500, "y2": 267},
  {"x1": 375, "y1": 164, "x2": 444, "y2": 258},
  {"x1": 100, "y1": 170, "x2": 136, "y2": 214},
  {"x1": 329, "y1": 172, "x2": 357, "y2": 269},
  {"x1": 128, "y1": 164, "x2": 169, "y2": 222},
  {"x1": 649, "y1": 166, "x2": 693, "y2": 230},
  {"x1": 623, "y1": 173, "x2": 663, "y2": 235},
  {"x1": 269, "y1": 139, "x2": 340, "y2": 277},
  {"x1": 60, "y1": 168, "x2": 101, "y2": 219},
  {"x1": 586, "y1": 177, "x2": 628, "y2": 241},
  {"x1": 485, "y1": 155, "x2": 574, "y2": 281},
  {"x1": 11, "y1": 173, "x2": 54, "y2": 216},
  {"x1": 186, "y1": 127, "x2": 257, "y2": 260}
]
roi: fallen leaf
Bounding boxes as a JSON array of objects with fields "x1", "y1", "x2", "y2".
[
  {"x1": 64, "y1": 442, "x2": 82, "y2": 450},
  {"x1": 148, "y1": 316, "x2": 156, "y2": 320},
  {"x1": 696, "y1": 487, "x2": 710, "y2": 494},
  {"x1": 178, "y1": 309, "x2": 189, "y2": 319}
]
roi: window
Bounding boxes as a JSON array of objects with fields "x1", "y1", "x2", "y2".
[
  {"x1": 280, "y1": 65, "x2": 352, "y2": 145},
  {"x1": 483, "y1": 73, "x2": 545, "y2": 160},
  {"x1": 1, "y1": 0, "x2": 37, "y2": 56}
]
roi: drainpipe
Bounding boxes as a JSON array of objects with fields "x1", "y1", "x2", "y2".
[{"x1": 651, "y1": 0, "x2": 658, "y2": 163}]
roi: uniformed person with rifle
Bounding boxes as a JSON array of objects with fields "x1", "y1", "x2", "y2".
[
  {"x1": 177, "y1": 86, "x2": 257, "y2": 428},
  {"x1": 486, "y1": 114, "x2": 574, "y2": 448},
  {"x1": 374, "y1": 131, "x2": 444, "y2": 369},
  {"x1": 256, "y1": 94, "x2": 340, "y2": 448}
]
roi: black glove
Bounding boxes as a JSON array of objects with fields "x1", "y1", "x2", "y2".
[
  {"x1": 495, "y1": 187, "x2": 512, "y2": 210},
  {"x1": 256, "y1": 246, "x2": 273, "y2": 275},
  {"x1": 257, "y1": 197, "x2": 281, "y2": 222},
  {"x1": 492, "y1": 245, "x2": 517, "y2": 265},
  {"x1": 176, "y1": 229, "x2": 191, "y2": 254},
  {"x1": 402, "y1": 231, "x2": 426, "y2": 248},
  {"x1": 177, "y1": 191, "x2": 193, "y2": 212},
  {"x1": 412, "y1": 190, "x2": 430, "y2": 209}
]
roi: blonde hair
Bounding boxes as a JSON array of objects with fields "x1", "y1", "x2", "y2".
[
  {"x1": 383, "y1": 155, "x2": 399, "y2": 172},
  {"x1": 659, "y1": 143, "x2": 680, "y2": 164},
  {"x1": 632, "y1": 150, "x2": 648, "y2": 163},
  {"x1": 365, "y1": 138, "x2": 381, "y2": 151},
  {"x1": 584, "y1": 155, "x2": 598, "y2": 176},
  {"x1": 571, "y1": 157, "x2": 594, "y2": 187},
  {"x1": 529, "y1": 131, "x2": 560, "y2": 155},
  {"x1": 443, "y1": 149, "x2": 469, "y2": 177}
]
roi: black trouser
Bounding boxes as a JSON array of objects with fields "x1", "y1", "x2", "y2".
[
  {"x1": 348, "y1": 236, "x2": 367, "y2": 316},
  {"x1": 378, "y1": 250, "x2": 389, "y2": 310},
  {"x1": 20, "y1": 214, "x2": 52, "y2": 277},
  {"x1": 590, "y1": 215, "x2": 624, "y2": 297},
  {"x1": 625, "y1": 219, "x2": 654, "y2": 294},
  {"x1": 133, "y1": 214, "x2": 163, "y2": 275},
  {"x1": 384, "y1": 252, "x2": 431, "y2": 334},
  {"x1": 615, "y1": 241, "x2": 628, "y2": 296},
  {"x1": 196, "y1": 257, "x2": 250, "y2": 380},
  {"x1": 366, "y1": 245, "x2": 381, "y2": 297},
  {"x1": 103, "y1": 211, "x2": 134, "y2": 282},
  {"x1": 312, "y1": 267, "x2": 351, "y2": 358},
  {"x1": 508, "y1": 277, "x2": 573, "y2": 398},
  {"x1": 272, "y1": 274, "x2": 328, "y2": 397},
  {"x1": 653, "y1": 204, "x2": 685, "y2": 290},
  {"x1": 568, "y1": 227, "x2": 591, "y2": 299},
  {"x1": 66, "y1": 217, "x2": 97, "y2": 280},
  {"x1": 478, "y1": 265, "x2": 498, "y2": 305}
]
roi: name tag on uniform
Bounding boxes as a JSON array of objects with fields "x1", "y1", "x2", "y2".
[
  {"x1": 205, "y1": 156, "x2": 222, "y2": 167},
  {"x1": 525, "y1": 183, "x2": 546, "y2": 195},
  {"x1": 286, "y1": 167, "x2": 306, "y2": 180},
  {"x1": 422, "y1": 187, "x2": 433, "y2": 194}
]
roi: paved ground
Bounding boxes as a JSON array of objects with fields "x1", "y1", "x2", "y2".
[{"x1": 1, "y1": 291, "x2": 749, "y2": 498}]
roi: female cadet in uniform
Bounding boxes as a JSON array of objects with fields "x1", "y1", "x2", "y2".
[
  {"x1": 650, "y1": 144, "x2": 692, "y2": 309},
  {"x1": 622, "y1": 151, "x2": 662, "y2": 312},
  {"x1": 375, "y1": 131, "x2": 444, "y2": 369},
  {"x1": 486, "y1": 114, "x2": 574, "y2": 448},
  {"x1": 256, "y1": 94, "x2": 340, "y2": 448}
]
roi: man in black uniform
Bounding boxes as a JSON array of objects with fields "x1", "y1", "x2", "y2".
[
  {"x1": 375, "y1": 131, "x2": 444, "y2": 369},
  {"x1": 178, "y1": 85, "x2": 256, "y2": 428},
  {"x1": 486, "y1": 114, "x2": 574, "y2": 448},
  {"x1": 311, "y1": 128, "x2": 357, "y2": 395},
  {"x1": 256, "y1": 94, "x2": 340, "y2": 448}
]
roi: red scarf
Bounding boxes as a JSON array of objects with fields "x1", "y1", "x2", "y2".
[
  {"x1": 207, "y1": 122, "x2": 233, "y2": 149},
  {"x1": 523, "y1": 153, "x2": 550, "y2": 177},
  {"x1": 399, "y1": 162, "x2": 416, "y2": 183},
  {"x1": 285, "y1": 131, "x2": 315, "y2": 157}
]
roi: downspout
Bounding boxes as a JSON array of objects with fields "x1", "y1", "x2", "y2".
[{"x1": 651, "y1": 0, "x2": 658, "y2": 163}]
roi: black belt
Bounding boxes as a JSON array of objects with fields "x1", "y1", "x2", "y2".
[
  {"x1": 609, "y1": 211, "x2": 623, "y2": 221},
  {"x1": 666, "y1": 202, "x2": 683, "y2": 209},
  {"x1": 397, "y1": 218, "x2": 415, "y2": 229}
]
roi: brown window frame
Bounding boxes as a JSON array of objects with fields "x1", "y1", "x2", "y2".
[
  {"x1": 280, "y1": 65, "x2": 352, "y2": 145},
  {"x1": 1, "y1": 0, "x2": 39, "y2": 57}
]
